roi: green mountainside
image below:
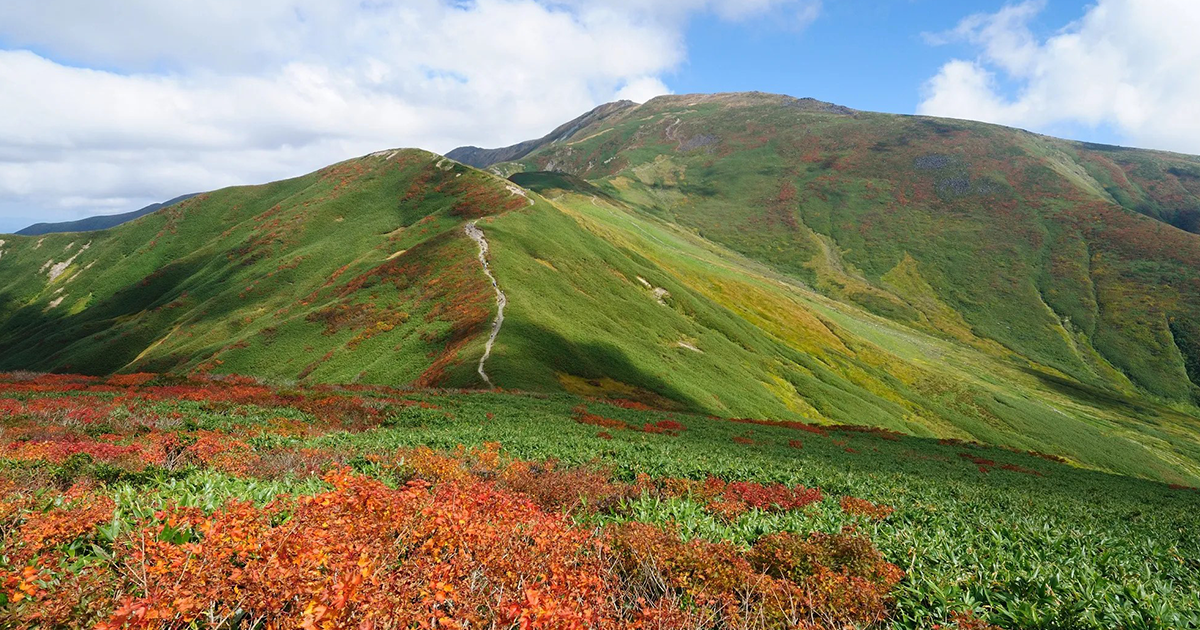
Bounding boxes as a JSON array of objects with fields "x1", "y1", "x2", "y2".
[
  {"x1": 2, "y1": 92, "x2": 1200, "y2": 483},
  {"x1": 0, "y1": 150, "x2": 525, "y2": 387}
]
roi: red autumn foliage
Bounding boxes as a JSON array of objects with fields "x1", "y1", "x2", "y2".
[
  {"x1": 0, "y1": 374, "x2": 909, "y2": 629},
  {"x1": 639, "y1": 420, "x2": 684, "y2": 435},
  {"x1": 502, "y1": 460, "x2": 636, "y2": 515},
  {"x1": 731, "y1": 416, "x2": 830, "y2": 436},
  {"x1": 839, "y1": 496, "x2": 895, "y2": 521},
  {"x1": 958, "y1": 452, "x2": 996, "y2": 471},
  {"x1": 830, "y1": 425, "x2": 903, "y2": 442},
  {"x1": 96, "y1": 471, "x2": 618, "y2": 630},
  {"x1": 611, "y1": 522, "x2": 904, "y2": 629},
  {"x1": 573, "y1": 407, "x2": 683, "y2": 436},
  {"x1": 652, "y1": 419, "x2": 685, "y2": 432},
  {"x1": 0, "y1": 467, "x2": 903, "y2": 630},
  {"x1": 574, "y1": 406, "x2": 629, "y2": 430},
  {"x1": 603, "y1": 399, "x2": 657, "y2": 412},
  {"x1": 725, "y1": 480, "x2": 824, "y2": 512},
  {"x1": 660, "y1": 477, "x2": 825, "y2": 521},
  {"x1": 999, "y1": 463, "x2": 1044, "y2": 477}
]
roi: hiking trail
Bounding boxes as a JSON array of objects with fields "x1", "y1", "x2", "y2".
[{"x1": 465, "y1": 221, "x2": 505, "y2": 388}]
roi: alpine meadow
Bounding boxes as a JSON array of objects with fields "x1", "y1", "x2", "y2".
[{"x1": 1, "y1": 86, "x2": 1200, "y2": 629}]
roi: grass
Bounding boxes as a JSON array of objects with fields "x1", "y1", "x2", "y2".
[
  {"x1": 508, "y1": 93, "x2": 1200, "y2": 406},
  {"x1": 0, "y1": 150, "x2": 516, "y2": 388},
  {"x1": 486, "y1": 173, "x2": 1200, "y2": 484}
]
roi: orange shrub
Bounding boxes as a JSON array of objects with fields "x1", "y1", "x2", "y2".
[
  {"x1": 610, "y1": 522, "x2": 904, "y2": 630},
  {"x1": 839, "y1": 496, "x2": 895, "y2": 520},
  {"x1": 94, "y1": 470, "x2": 622, "y2": 630},
  {"x1": 396, "y1": 445, "x2": 470, "y2": 483},
  {"x1": 0, "y1": 468, "x2": 905, "y2": 630},
  {"x1": 501, "y1": 461, "x2": 634, "y2": 515},
  {"x1": 748, "y1": 528, "x2": 905, "y2": 628}
]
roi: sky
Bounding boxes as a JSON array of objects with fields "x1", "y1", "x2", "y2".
[{"x1": 1, "y1": 0, "x2": 1198, "y2": 233}]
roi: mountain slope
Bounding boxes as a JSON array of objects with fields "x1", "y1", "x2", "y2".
[
  {"x1": 496, "y1": 92, "x2": 1200, "y2": 404},
  {"x1": 14, "y1": 194, "x2": 198, "y2": 236},
  {"x1": 469, "y1": 173, "x2": 1200, "y2": 483},
  {"x1": 2, "y1": 94, "x2": 1200, "y2": 484},
  {"x1": 0, "y1": 150, "x2": 530, "y2": 386}
]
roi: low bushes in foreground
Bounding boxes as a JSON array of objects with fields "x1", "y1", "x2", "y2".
[{"x1": 1, "y1": 465, "x2": 902, "y2": 630}]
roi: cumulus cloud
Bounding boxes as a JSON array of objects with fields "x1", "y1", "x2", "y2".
[
  {"x1": 918, "y1": 0, "x2": 1200, "y2": 154},
  {"x1": 0, "y1": 0, "x2": 821, "y2": 231},
  {"x1": 556, "y1": 0, "x2": 820, "y2": 24}
]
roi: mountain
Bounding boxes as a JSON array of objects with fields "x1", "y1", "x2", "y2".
[
  {"x1": 14, "y1": 194, "x2": 199, "y2": 236},
  {"x1": 2, "y1": 93, "x2": 1200, "y2": 484},
  {"x1": 0, "y1": 150, "x2": 525, "y2": 388},
  {"x1": 488, "y1": 92, "x2": 1200, "y2": 402},
  {"x1": 446, "y1": 100, "x2": 637, "y2": 168}
]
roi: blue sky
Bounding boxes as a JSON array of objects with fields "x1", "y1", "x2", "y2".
[
  {"x1": 0, "y1": 0, "x2": 1196, "y2": 232},
  {"x1": 669, "y1": 1, "x2": 1119, "y2": 145}
]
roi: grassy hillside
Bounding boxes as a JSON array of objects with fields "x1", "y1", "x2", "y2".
[
  {"x1": 502, "y1": 93, "x2": 1200, "y2": 405},
  {"x1": 0, "y1": 149, "x2": 531, "y2": 387},
  {"x1": 2, "y1": 94, "x2": 1200, "y2": 485},
  {"x1": 471, "y1": 174, "x2": 1200, "y2": 484}
]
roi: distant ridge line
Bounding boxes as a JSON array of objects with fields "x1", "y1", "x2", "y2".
[
  {"x1": 14, "y1": 193, "x2": 199, "y2": 236},
  {"x1": 446, "y1": 100, "x2": 637, "y2": 169}
]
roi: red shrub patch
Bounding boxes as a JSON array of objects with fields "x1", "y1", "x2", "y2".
[
  {"x1": 840, "y1": 496, "x2": 895, "y2": 520},
  {"x1": 653, "y1": 419, "x2": 685, "y2": 432},
  {"x1": 610, "y1": 522, "x2": 904, "y2": 629},
  {"x1": 730, "y1": 417, "x2": 830, "y2": 436},
  {"x1": 665, "y1": 477, "x2": 824, "y2": 519},
  {"x1": 725, "y1": 480, "x2": 824, "y2": 512},
  {"x1": 578, "y1": 412, "x2": 628, "y2": 430},
  {"x1": 958, "y1": 452, "x2": 996, "y2": 472},
  {"x1": 999, "y1": 463, "x2": 1044, "y2": 477}
]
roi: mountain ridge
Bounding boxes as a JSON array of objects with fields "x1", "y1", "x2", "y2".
[
  {"x1": 446, "y1": 99, "x2": 638, "y2": 168},
  {"x1": 1, "y1": 94, "x2": 1200, "y2": 484},
  {"x1": 13, "y1": 193, "x2": 199, "y2": 236}
]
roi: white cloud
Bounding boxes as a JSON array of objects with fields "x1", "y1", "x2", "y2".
[
  {"x1": 0, "y1": 0, "x2": 821, "y2": 231},
  {"x1": 919, "y1": 0, "x2": 1200, "y2": 154},
  {"x1": 614, "y1": 77, "x2": 672, "y2": 103},
  {"x1": 556, "y1": 0, "x2": 819, "y2": 24}
]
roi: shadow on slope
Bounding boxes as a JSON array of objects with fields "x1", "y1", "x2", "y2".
[{"x1": 492, "y1": 319, "x2": 695, "y2": 411}]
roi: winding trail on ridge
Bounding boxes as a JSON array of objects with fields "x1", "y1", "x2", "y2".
[{"x1": 465, "y1": 221, "x2": 505, "y2": 389}]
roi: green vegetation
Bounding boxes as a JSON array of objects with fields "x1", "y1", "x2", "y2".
[
  {"x1": 507, "y1": 93, "x2": 1200, "y2": 404},
  {"x1": 0, "y1": 150, "x2": 530, "y2": 387},
  {"x1": 2, "y1": 92, "x2": 1200, "y2": 487}
]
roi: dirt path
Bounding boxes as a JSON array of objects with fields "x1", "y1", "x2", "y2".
[
  {"x1": 465, "y1": 221, "x2": 505, "y2": 389},
  {"x1": 664, "y1": 117, "x2": 684, "y2": 150}
]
